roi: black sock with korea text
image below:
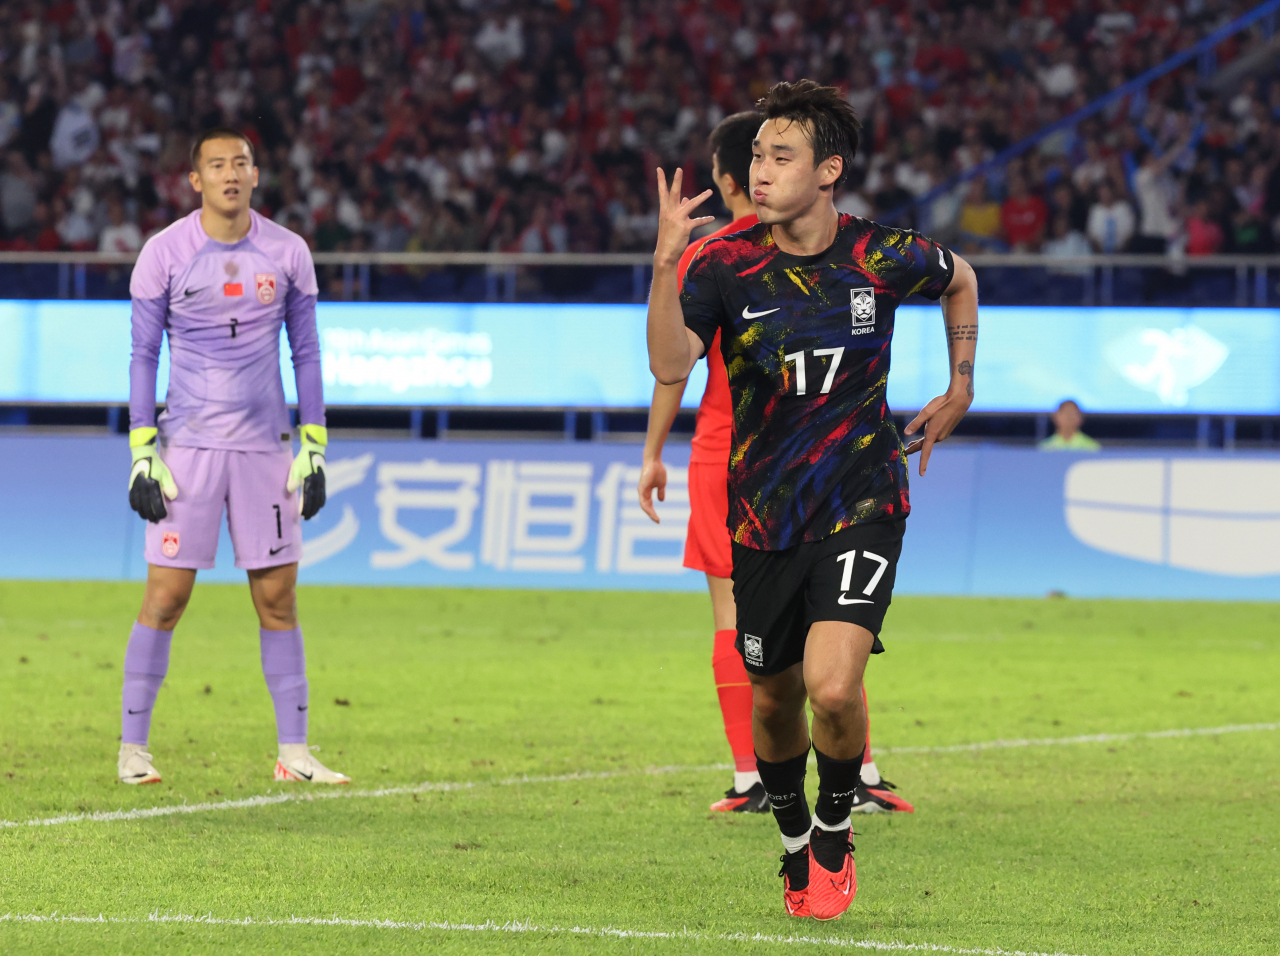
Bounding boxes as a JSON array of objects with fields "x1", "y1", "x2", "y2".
[
  {"x1": 814, "y1": 745, "x2": 864, "y2": 828},
  {"x1": 756, "y1": 748, "x2": 812, "y2": 841}
]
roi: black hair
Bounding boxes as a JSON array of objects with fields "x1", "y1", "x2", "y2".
[
  {"x1": 708, "y1": 111, "x2": 761, "y2": 194},
  {"x1": 190, "y1": 127, "x2": 256, "y2": 169},
  {"x1": 756, "y1": 80, "x2": 862, "y2": 189}
]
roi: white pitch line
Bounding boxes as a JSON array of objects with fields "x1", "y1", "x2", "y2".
[
  {"x1": 3, "y1": 720, "x2": 1275, "y2": 831},
  {"x1": 0, "y1": 911, "x2": 1095, "y2": 956},
  {"x1": 0, "y1": 763, "x2": 731, "y2": 830},
  {"x1": 877, "y1": 721, "x2": 1280, "y2": 756}
]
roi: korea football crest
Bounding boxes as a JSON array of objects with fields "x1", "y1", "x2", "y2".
[
  {"x1": 850, "y1": 287, "x2": 876, "y2": 335},
  {"x1": 255, "y1": 273, "x2": 277, "y2": 304}
]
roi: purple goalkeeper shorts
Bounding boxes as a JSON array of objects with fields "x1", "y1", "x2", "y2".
[{"x1": 144, "y1": 445, "x2": 301, "y2": 571}]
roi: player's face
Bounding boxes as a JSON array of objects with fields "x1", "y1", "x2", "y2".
[
  {"x1": 750, "y1": 118, "x2": 842, "y2": 225},
  {"x1": 189, "y1": 138, "x2": 258, "y2": 216}
]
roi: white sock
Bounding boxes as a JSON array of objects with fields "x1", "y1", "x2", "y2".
[
  {"x1": 734, "y1": 770, "x2": 761, "y2": 792},
  {"x1": 814, "y1": 814, "x2": 852, "y2": 832},
  {"x1": 278, "y1": 742, "x2": 310, "y2": 762},
  {"x1": 860, "y1": 759, "x2": 881, "y2": 786},
  {"x1": 780, "y1": 826, "x2": 812, "y2": 854}
]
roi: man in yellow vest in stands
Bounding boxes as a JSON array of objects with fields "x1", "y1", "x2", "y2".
[{"x1": 1039, "y1": 400, "x2": 1100, "y2": 451}]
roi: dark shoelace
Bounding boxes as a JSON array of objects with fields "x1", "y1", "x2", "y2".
[{"x1": 777, "y1": 848, "x2": 810, "y2": 891}]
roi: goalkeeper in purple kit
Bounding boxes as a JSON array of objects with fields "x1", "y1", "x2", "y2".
[{"x1": 118, "y1": 127, "x2": 348, "y2": 786}]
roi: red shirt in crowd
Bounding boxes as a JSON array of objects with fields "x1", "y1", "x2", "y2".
[
  {"x1": 1001, "y1": 193, "x2": 1049, "y2": 248},
  {"x1": 1185, "y1": 216, "x2": 1224, "y2": 256},
  {"x1": 914, "y1": 41, "x2": 967, "y2": 78},
  {"x1": 332, "y1": 63, "x2": 366, "y2": 108}
]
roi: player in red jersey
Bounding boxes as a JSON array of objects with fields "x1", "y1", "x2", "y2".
[{"x1": 637, "y1": 113, "x2": 915, "y2": 819}]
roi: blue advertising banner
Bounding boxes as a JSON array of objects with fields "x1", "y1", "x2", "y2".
[
  {"x1": 3, "y1": 435, "x2": 1280, "y2": 600},
  {"x1": 3, "y1": 300, "x2": 1279, "y2": 413}
]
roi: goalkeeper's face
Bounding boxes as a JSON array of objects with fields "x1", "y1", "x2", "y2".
[{"x1": 190, "y1": 138, "x2": 259, "y2": 218}]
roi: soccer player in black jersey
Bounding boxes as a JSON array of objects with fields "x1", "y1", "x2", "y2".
[{"x1": 646, "y1": 80, "x2": 978, "y2": 921}]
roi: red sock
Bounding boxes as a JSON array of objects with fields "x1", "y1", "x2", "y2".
[
  {"x1": 712, "y1": 629, "x2": 755, "y2": 772},
  {"x1": 862, "y1": 684, "x2": 873, "y2": 762}
]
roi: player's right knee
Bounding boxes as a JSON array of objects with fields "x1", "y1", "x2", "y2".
[{"x1": 751, "y1": 680, "x2": 805, "y2": 723}]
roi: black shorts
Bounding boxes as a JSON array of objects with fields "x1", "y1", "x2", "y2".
[{"x1": 731, "y1": 519, "x2": 905, "y2": 676}]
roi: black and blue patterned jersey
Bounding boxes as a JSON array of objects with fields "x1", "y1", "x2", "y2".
[{"x1": 680, "y1": 214, "x2": 954, "y2": 551}]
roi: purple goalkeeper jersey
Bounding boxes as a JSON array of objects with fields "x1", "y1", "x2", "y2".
[{"x1": 129, "y1": 209, "x2": 324, "y2": 451}]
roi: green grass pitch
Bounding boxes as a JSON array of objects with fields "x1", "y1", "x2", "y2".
[{"x1": 1, "y1": 581, "x2": 1278, "y2": 955}]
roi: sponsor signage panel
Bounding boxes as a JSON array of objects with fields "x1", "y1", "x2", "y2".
[
  {"x1": 2, "y1": 301, "x2": 1280, "y2": 413},
  {"x1": 4, "y1": 435, "x2": 1280, "y2": 600}
]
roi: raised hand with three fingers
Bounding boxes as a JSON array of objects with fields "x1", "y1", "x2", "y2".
[
  {"x1": 653, "y1": 167, "x2": 716, "y2": 269},
  {"x1": 647, "y1": 168, "x2": 719, "y2": 386}
]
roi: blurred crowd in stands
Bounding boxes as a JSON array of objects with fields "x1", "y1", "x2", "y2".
[{"x1": 0, "y1": 0, "x2": 1277, "y2": 259}]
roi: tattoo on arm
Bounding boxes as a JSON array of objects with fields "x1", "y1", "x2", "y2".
[
  {"x1": 946, "y1": 324, "x2": 978, "y2": 343},
  {"x1": 957, "y1": 360, "x2": 973, "y2": 397}
]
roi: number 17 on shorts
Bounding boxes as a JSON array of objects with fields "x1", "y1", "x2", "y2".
[{"x1": 834, "y1": 549, "x2": 890, "y2": 605}]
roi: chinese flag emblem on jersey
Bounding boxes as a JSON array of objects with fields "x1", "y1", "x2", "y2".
[
  {"x1": 256, "y1": 273, "x2": 277, "y2": 304},
  {"x1": 161, "y1": 531, "x2": 180, "y2": 558}
]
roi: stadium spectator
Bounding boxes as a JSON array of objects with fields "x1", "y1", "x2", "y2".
[
  {"x1": 517, "y1": 199, "x2": 567, "y2": 253},
  {"x1": 1040, "y1": 400, "x2": 1100, "y2": 451},
  {"x1": 1001, "y1": 174, "x2": 1049, "y2": 251},
  {"x1": 958, "y1": 178, "x2": 1004, "y2": 253},
  {"x1": 49, "y1": 95, "x2": 98, "y2": 170},
  {"x1": 1072, "y1": 138, "x2": 1110, "y2": 195},
  {"x1": 0, "y1": 150, "x2": 38, "y2": 236},
  {"x1": 1042, "y1": 212, "x2": 1092, "y2": 274},
  {"x1": 28, "y1": 200, "x2": 61, "y2": 251},
  {"x1": 369, "y1": 204, "x2": 409, "y2": 253},
  {"x1": 1048, "y1": 180, "x2": 1090, "y2": 234},
  {"x1": 1130, "y1": 144, "x2": 1185, "y2": 254},
  {"x1": 54, "y1": 194, "x2": 93, "y2": 249},
  {"x1": 1184, "y1": 198, "x2": 1225, "y2": 256},
  {"x1": 0, "y1": 77, "x2": 20, "y2": 149},
  {"x1": 98, "y1": 198, "x2": 143, "y2": 253},
  {"x1": 1086, "y1": 181, "x2": 1135, "y2": 253},
  {"x1": 0, "y1": 0, "x2": 1273, "y2": 265}
]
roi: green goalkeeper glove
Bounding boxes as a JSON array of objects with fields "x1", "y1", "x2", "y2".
[
  {"x1": 287, "y1": 423, "x2": 327, "y2": 520},
  {"x1": 128, "y1": 427, "x2": 178, "y2": 523}
]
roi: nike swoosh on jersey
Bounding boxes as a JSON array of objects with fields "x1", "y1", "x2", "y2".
[
  {"x1": 742, "y1": 305, "x2": 780, "y2": 319},
  {"x1": 183, "y1": 287, "x2": 206, "y2": 296},
  {"x1": 838, "y1": 594, "x2": 874, "y2": 605}
]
